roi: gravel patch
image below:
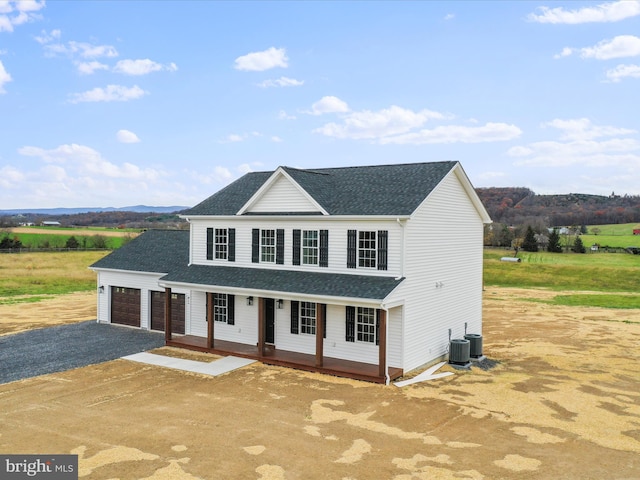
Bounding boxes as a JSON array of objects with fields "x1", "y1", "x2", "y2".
[{"x1": 0, "y1": 321, "x2": 164, "y2": 384}]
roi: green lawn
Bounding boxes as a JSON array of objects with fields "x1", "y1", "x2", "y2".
[
  {"x1": 484, "y1": 248, "x2": 640, "y2": 309},
  {"x1": 7, "y1": 233, "x2": 130, "y2": 249}
]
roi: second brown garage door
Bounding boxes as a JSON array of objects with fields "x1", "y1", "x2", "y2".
[{"x1": 150, "y1": 291, "x2": 185, "y2": 334}]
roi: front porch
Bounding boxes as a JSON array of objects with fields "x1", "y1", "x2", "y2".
[{"x1": 167, "y1": 335, "x2": 403, "y2": 384}]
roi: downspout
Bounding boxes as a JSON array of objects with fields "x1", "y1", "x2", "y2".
[{"x1": 396, "y1": 218, "x2": 405, "y2": 280}]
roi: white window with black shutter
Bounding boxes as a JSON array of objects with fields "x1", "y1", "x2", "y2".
[
  {"x1": 291, "y1": 301, "x2": 326, "y2": 337},
  {"x1": 347, "y1": 230, "x2": 387, "y2": 270},
  {"x1": 212, "y1": 293, "x2": 235, "y2": 325},
  {"x1": 206, "y1": 227, "x2": 235, "y2": 262},
  {"x1": 253, "y1": 228, "x2": 284, "y2": 264},
  {"x1": 294, "y1": 230, "x2": 328, "y2": 267},
  {"x1": 345, "y1": 306, "x2": 379, "y2": 344}
]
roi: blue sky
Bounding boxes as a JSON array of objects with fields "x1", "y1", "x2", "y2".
[{"x1": 1, "y1": 0, "x2": 640, "y2": 209}]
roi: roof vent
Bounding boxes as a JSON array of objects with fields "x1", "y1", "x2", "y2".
[
  {"x1": 449, "y1": 339, "x2": 470, "y2": 365},
  {"x1": 464, "y1": 333, "x2": 483, "y2": 358}
]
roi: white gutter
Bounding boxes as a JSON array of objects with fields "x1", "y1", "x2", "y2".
[{"x1": 383, "y1": 304, "x2": 390, "y2": 386}]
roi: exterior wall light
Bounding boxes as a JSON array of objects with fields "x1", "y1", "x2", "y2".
[{"x1": 247, "y1": 296, "x2": 254, "y2": 306}]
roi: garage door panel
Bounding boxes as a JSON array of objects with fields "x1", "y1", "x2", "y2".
[
  {"x1": 151, "y1": 291, "x2": 185, "y2": 334},
  {"x1": 111, "y1": 287, "x2": 141, "y2": 327}
]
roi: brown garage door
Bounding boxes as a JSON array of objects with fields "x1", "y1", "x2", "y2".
[
  {"x1": 150, "y1": 291, "x2": 185, "y2": 334},
  {"x1": 111, "y1": 286, "x2": 141, "y2": 327}
]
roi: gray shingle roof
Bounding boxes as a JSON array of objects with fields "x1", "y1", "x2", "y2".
[
  {"x1": 184, "y1": 161, "x2": 458, "y2": 216},
  {"x1": 90, "y1": 229, "x2": 189, "y2": 274},
  {"x1": 161, "y1": 265, "x2": 403, "y2": 301}
]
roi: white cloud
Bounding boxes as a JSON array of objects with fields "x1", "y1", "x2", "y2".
[
  {"x1": 257, "y1": 76, "x2": 303, "y2": 88},
  {"x1": 271, "y1": 136, "x2": 283, "y2": 143},
  {"x1": 0, "y1": 0, "x2": 44, "y2": 32},
  {"x1": 278, "y1": 110, "x2": 296, "y2": 120},
  {"x1": 0, "y1": 59, "x2": 11, "y2": 93},
  {"x1": 444, "y1": 13, "x2": 455, "y2": 21},
  {"x1": 379, "y1": 122, "x2": 522, "y2": 145},
  {"x1": 117, "y1": 129, "x2": 141, "y2": 143},
  {"x1": 76, "y1": 61, "x2": 109, "y2": 75},
  {"x1": 580, "y1": 35, "x2": 640, "y2": 60},
  {"x1": 606, "y1": 63, "x2": 640, "y2": 81},
  {"x1": 508, "y1": 118, "x2": 640, "y2": 168},
  {"x1": 69, "y1": 84, "x2": 147, "y2": 103},
  {"x1": 313, "y1": 105, "x2": 447, "y2": 140},
  {"x1": 34, "y1": 28, "x2": 61, "y2": 44},
  {"x1": 18, "y1": 143, "x2": 162, "y2": 180},
  {"x1": 45, "y1": 40, "x2": 118, "y2": 59},
  {"x1": 113, "y1": 59, "x2": 178, "y2": 75},
  {"x1": 528, "y1": 0, "x2": 640, "y2": 24},
  {"x1": 238, "y1": 162, "x2": 263, "y2": 174},
  {"x1": 234, "y1": 47, "x2": 288, "y2": 71},
  {"x1": 543, "y1": 118, "x2": 636, "y2": 140},
  {"x1": 308, "y1": 96, "x2": 350, "y2": 115}
]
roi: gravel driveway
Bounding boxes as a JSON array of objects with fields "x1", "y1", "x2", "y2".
[{"x1": 0, "y1": 321, "x2": 164, "y2": 384}]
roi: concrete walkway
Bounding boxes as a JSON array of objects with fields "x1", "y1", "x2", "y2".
[{"x1": 122, "y1": 352, "x2": 256, "y2": 377}]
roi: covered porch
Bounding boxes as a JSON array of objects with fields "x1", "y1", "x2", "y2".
[{"x1": 166, "y1": 335, "x2": 403, "y2": 384}]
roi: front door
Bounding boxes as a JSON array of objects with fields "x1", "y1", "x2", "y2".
[{"x1": 264, "y1": 298, "x2": 275, "y2": 344}]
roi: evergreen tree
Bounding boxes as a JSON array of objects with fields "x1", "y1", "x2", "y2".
[
  {"x1": 522, "y1": 225, "x2": 538, "y2": 252},
  {"x1": 65, "y1": 236, "x2": 80, "y2": 249},
  {"x1": 547, "y1": 228, "x2": 562, "y2": 253},
  {"x1": 572, "y1": 235, "x2": 586, "y2": 254}
]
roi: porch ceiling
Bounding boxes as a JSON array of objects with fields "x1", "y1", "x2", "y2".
[{"x1": 160, "y1": 264, "x2": 403, "y2": 301}]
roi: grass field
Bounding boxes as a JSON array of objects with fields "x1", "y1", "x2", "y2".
[
  {"x1": 0, "y1": 251, "x2": 109, "y2": 300},
  {"x1": 579, "y1": 222, "x2": 640, "y2": 249},
  {"x1": 4, "y1": 227, "x2": 140, "y2": 250},
  {"x1": 1, "y1": 248, "x2": 638, "y2": 310},
  {"x1": 484, "y1": 248, "x2": 640, "y2": 308}
]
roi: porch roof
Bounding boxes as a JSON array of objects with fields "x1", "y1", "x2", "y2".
[{"x1": 160, "y1": 264, "x2": 404, "y2": 302}]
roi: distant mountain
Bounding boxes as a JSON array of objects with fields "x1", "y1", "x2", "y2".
[
  {"x1": 476, "y1": 187, "x2": 640, "y2": 226},
  {"x1": 0, "y1": 205, "x2": 189, "y2": 216}
]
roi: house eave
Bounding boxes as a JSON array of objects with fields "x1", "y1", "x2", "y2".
[
  {"x1": 89, "y1": 267, "x2": 167, "y2": 277},
  {"x1": 180, "y1": 214, "x2": 413, "y2": 221}
]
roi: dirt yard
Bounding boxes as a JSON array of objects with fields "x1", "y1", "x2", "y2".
[{"x1": 0, "y1": 288, "x2": 638, "y2": 479}]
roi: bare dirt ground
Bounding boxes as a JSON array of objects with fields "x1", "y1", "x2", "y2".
[{"x1": 0, "y1": 288, "x2": 639, "y2": 479}]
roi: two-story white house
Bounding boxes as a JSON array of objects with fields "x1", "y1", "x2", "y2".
[{"x1": 90, "y1": 161, "x2": 491, "y2": 383}]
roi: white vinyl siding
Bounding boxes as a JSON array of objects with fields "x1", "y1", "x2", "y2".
[
  {"x1": 190, "y1": 290, "x2": 258, "y2": 343},
  {"x1": 189, "y1": 218, "x2": 402, "y2": 277},
  {"x1": 246, "y1": 174, "x2": 320, "y2": 213},
  {"x1": 386, "y1": 171, "x2": 484, "y2": 372}
]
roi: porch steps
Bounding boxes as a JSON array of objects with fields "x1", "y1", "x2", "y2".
[{"x1": 122, "y1": 352, "x2": 256, "y2": 377}]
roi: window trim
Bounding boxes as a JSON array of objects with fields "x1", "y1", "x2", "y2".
[
  {"x1": 302, "y1": 230, "x2": 319, "y2": 266},
  {"x1": 299, "y1": 301, "x2": 317, "y2": 335},
  {"x1": 260, "y1": 229, "x2": 276, "y2": 263},
  {"x1": 358, "y1": 231, "x2": 377, "y2": 269},
  {"x1": 356, "y1": 306, "x2": 377, "y2": 344},
  {"x1": 214, "y1": 228, "x2": 228, "y2": 260}
]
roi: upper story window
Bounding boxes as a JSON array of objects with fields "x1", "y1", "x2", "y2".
[
  {"x1": 358, "y1": 231, "x2": 376, "y2": 268},
  {"x1": 215, "y1": 229, "x2": 227, "y2": 259},
  {"x1": 293, "y1": 229, "x2": 328, "y2": 267},
  {"x1": 207, "y1": 228, "x2": 235, "y2": 262},
  {"x1": 302, "y1": 230, "x2": 318, "y2": 265},
  {"x1": 261, "y1": 229, "x2": 276, "y2": 263},
  {"x1": 347, "y1": 230, "x2": 388, "y2": 270},
  {"x1": 252, "y1": 228, "x2": 284, "y2": 264}
]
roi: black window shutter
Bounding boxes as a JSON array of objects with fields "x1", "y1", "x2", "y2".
[
  {"x1": 345, "y1": 306, "x2": 355, "y2": 342},
  {"x1": 375, "y1": 309, "x2": 380, "y2": 345},
  {"x1": 276, "y1": 229, "x2": 285, "y2": 264},
  {"x1": 228, "y1": 228, "x2": 236, "y2": 262},
  {"x1": 227, "y1": 295, "x2": 235, "y2": 325},
  {"x1": 292, "y1": 229, "x2": 301, "y2": 265},
  {"x1": 377, "y1": 230, "x2": 388, "y2": 271},
  {"x1": 206, "y1": 228, "x2": 214, "y2": 260},
  {"x1": 251, "y1": 229, "x2": 260, "y2": 263},
  {"x1": 347, "y1": 230, "x2": 357, "y2": 269},
  {"x1": 291, "y1": 300, "x2": 299, "y2": 334},
  {"x1": 319, "y1": 230, "x2": 329, "y2": 267}
]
